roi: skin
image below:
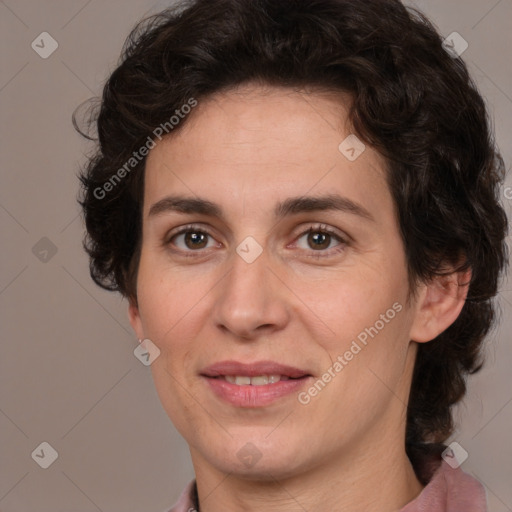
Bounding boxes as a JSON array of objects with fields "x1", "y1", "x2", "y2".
[{"x1": 129, "y1": 84, "x2": 469, "y2": 512}]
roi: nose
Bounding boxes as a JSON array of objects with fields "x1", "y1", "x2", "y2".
[{"x1": 211, "y1": 245, "x2": 291, "y2": 341}]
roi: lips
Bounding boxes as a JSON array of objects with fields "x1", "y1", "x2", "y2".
[
  {"x1": 200, "y1": 360, "x2": 311, "y2": 379},
  {"x1": 200, "y1": 360, "x2": 313, "y2": 407}
]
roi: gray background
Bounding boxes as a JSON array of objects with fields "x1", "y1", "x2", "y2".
[{"x1": 0, "y1": 0, "x2": 511, "y2": 511}]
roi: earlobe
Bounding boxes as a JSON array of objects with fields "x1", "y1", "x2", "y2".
[
  {"x1": 128, "y1": 299, "x2": 145, "y2": 340},
  {"x1": 410, "y1": 268, "x2": 471, "y2": 343}
]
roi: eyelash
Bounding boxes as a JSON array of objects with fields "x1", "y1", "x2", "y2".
[
  {"x1": 165, "y1": 223, "x2": 348, "y2": 259},
  {"x1": 297, "y1": 224, "x2": 347, "y2": 259}
]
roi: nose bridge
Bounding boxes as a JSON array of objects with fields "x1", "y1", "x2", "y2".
[{"x1": 212, "y1": 243, "x2": 289, "y2": 338}]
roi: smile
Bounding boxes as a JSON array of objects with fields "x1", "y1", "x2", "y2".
[{"x1": 221, "y1": 374, "x2": 291, "y2": 385}]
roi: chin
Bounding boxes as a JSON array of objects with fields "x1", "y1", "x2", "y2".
[
  {"x1": 221, "y1": 458, "x2": 305, "y2": 481},
  {"x1": 205, "y1": 440, "x2": 308, "y2": 480}
]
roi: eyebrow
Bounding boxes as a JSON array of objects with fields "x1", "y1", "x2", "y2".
[{"x1": 148, "y1": 194, "x2": 375, "y2": 222}]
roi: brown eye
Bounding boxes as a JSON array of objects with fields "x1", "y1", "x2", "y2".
[
  {"x1": 183, "y1": 231, "x2": 209, "y2": 249},
  {"x1": 293, "y1": 225, "x2": 348, "y2": 258},
  {"x1": 307, "y1": 231, "x2": 331, "y2": 250},
  {"x1": 169, "y1": 228, "x2": 216, "y2": 251}
]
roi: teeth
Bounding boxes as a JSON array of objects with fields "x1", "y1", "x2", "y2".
[
  {"x1": 251, "y1": 375, "x2": 269, "y2": 386},
  {"x1": 224, "y1": 374, "x2": 283, "y2": 385},
  {"x1": 234, "y1": 376, "x2": 251, "y2": 386}
]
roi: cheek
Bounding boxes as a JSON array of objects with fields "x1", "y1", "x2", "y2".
[
  {"x1": 137, "y1": 265, "x2": 205, "y2": 429},
  {"x1": 290, "y1": 264, "x2": 413, "y2": 402},
  {"x1": 136, "y1": 258, "x2": 215, "y2": 389},
  {"x1": 291, "y1": 265, "x2": 407, "y2": 341},
  {"x1": 136, "y1": 253, "x2": 204, "y2": 341}
]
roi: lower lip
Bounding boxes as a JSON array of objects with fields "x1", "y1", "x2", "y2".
[{"x1": 202, "y1": 376, "x2": 311, "y2": 407}]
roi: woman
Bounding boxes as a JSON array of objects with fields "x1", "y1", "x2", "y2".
[{"x1": 77, "y1": 0, "x2": 508, "y2": 510}]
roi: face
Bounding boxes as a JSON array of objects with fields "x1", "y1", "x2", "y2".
[{"x1": 129, "y1": 84, "x2": 429, "y2": 479}]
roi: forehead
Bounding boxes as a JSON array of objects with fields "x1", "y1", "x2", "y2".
[
  {"x1": 143, "y1": 84, "x2": 392, "y2": 221},
  {"x1": 155, "y1": 85, "x2": 353, "y2": 163}
]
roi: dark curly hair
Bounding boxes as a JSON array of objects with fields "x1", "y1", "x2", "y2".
[{"x1": 77, "y1": 0, "x2": 508, "y2": 476}]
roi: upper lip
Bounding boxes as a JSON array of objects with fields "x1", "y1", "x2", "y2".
[{"x1": 200, "y1": 360, "x2": 311, "y2": 378}]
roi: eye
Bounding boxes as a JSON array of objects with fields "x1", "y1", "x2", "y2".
[
  {"x1": 167, "y1": 225, "x2": 219, "y2": 252},
  {"x1": 294, "y1": 224, "x2": 347, "y2": 256},
  {"x1": 165, "y1": 223, "x2": 347, "y2": 258}
]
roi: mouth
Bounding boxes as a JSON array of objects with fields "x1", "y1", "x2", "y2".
[
  {"x1": 210, "y1": 374, "x2": 307, "y2": 385},
  {"x1": 200, "y1": 360, "x2": 312, "y2": 380},
  {"x1": 200, "y1": 360, "x2": 313, "y2": 407}
]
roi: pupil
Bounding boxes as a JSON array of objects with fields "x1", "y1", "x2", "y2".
[
  {"x1": 309, "y1": 232, "x2": 329, "y2": 250},
  {"x1": 186, "y1": 232, "x2": 207, "y2": 249}
]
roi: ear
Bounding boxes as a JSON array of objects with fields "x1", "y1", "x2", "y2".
[
  {"x1": 128, "y1": 298, "x2": 145, "y2": 341},
  {"x1": 410, "y1": 267, "x2": 471, "y2": 343}
]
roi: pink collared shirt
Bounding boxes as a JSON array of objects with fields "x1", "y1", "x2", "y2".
[{"x1": 167, "y1": 453, "x2": 488, "y2": 512}]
